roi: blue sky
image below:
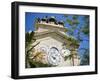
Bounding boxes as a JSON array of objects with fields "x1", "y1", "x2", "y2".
[
  {"x1": 25, "y1": 12, "x2": 68, "y2": 32},
  {"x1": 25, "y1": 12, "x2": 85, "y2": 32},
  {"x1": 25, "y1": 12, "x2": 89, "y2": 62}
]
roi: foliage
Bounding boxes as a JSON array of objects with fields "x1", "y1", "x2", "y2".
[
  {"x1": 30, "y1": 51, "x2": 45, "y2": 63},
  {"x1": 81, "y1": 26, "x2": 89, "y2": 35},
  {"x1": 80, "y1": 16, "x2": 89, "y2": 65},
  {"x1": 25, "y1": 31, "x2": 51, "y2": 68},
  {"x1": 64, "y1": 36, "x2": 79, "y2": 66},
  {"x1": 29, "y1": 61, "x2": 51, "y2": 68},
  {"x1": 80, "y1": 48, "x2": 89, "y2": 65},
  {"x1": 64, "y1": 15, "x2": 89, "y2": 65},
  {"x1": 64, "y1": 53, "x2": 77, "y2": 60},
  {"x1": 25, "y1": 31, "x2": 35, "y2": 68},
  {"x1": 67, "y1": 37, "x2": 79, "y2": 47},
  {"x1": 66, "y1": 15, "x2": 79, "y2": 27},
  {"x1": 64, "y1": 53, "x2": 78, "y2": 66},
  {"x1": 25, "y1": 31, "x2": 36, "y2": 47},
  {"x1": 28, "y1": 51, "x2": 51, "y2": 68}
]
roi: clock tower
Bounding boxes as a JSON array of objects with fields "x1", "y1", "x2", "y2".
[{"x1": 31, "y1": 16, "x2": 80, "y2": 66}]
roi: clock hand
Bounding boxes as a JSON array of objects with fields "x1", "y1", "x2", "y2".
[{"x1": 52, "y1": 56, "x2": 56, "y2": 60}]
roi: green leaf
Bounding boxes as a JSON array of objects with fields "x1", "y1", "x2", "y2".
[
  {"x1": 66, "y1": 19, "x2": 73, "y2": 26},
  {"x1": 82, "y1": 26, "x2": 89, "y2": 35}
]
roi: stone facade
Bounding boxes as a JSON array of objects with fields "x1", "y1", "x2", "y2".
[{"x1": 31, "y1": 17, "x2": 80, "y2": 66}]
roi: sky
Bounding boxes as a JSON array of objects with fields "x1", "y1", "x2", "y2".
[
  {"x1": 25, "y1": 12, "x2": 85, "y2": 32},
  {"x1": 25, "y1": 12, "x2": 89, "y2": 63},
  {"x1": 25, "y1": 12, "x2": 68, "y2": 32}
]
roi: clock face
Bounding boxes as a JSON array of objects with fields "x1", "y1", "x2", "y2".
[
  {"x1": 39, "y1": 45, "x2": 48, "y2": 53},
  {"x1": 40, "y1": 47, "x2": 47, "y2": 53},
  {"x1": 48, "y1": 47, "x2": 61, "y2": 66}
]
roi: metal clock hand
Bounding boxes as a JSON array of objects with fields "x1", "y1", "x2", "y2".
[{"x1": 52, "y1": 55, "x2": 56, "y2": 60}]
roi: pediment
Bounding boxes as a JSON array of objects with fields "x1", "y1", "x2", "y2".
[{"x1": 34, "y1": 31, "x2": 70, "y2": 44}]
